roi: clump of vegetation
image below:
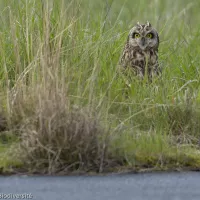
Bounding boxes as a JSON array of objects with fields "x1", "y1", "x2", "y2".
[{"x1": 13, "y1": 84, "x2": 112, "y2": 174}]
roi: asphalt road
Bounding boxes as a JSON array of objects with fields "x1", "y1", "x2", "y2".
[{"x1": 0, "y1": 172, "x2": 200, "y2": 200}]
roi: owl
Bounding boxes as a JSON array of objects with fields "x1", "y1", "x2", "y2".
[{"x1": 120, "y1": 22, "x2": 160, "y2": 81}]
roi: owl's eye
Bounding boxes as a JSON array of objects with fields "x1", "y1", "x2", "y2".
[
  {"x1": 133, "y1": 33, "x2": 140, "y2": 38},
  {"x1": 146, "y1": 33, "x2": 153, "y2": 38}
]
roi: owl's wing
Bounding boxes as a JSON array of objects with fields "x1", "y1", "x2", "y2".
[{"x1": 118, "y1": 48, "x2": 134, "y2": 87}]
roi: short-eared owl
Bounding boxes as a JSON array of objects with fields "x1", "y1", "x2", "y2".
[{"x1": 120, "y1": 22, "x2": 160, "y2": 80}]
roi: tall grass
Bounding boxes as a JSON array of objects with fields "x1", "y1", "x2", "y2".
[{"x1": 0, "y1": 0, "x2": 200, "y2": 174}]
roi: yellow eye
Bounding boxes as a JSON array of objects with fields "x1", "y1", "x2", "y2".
[
  {"x1": 134, "y1": 33, "x2": 140, "y2": 38},
  {"x1": 146, "y1": 33, "x2": 153, "y2": 38}
]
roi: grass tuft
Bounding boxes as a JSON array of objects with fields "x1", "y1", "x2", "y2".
[{"x1": 10, "y1": 82, "x2": 114, "y2": 174}]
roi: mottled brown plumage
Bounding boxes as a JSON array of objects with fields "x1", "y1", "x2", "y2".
[{"x1": 120, "y1": 22, "x2": 160, "y2": 80}]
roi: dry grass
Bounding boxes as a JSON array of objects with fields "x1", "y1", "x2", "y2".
[
  {"x1": 1, "y1": 69, "x2": 121, "y2": 174},
  {"x1": 8, "y1": 79, "x2": 118, "y2": 174}
]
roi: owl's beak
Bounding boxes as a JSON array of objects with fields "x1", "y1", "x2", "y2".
[{"x1": 139, "y1": 37, "x2": 146, "y2": 50}]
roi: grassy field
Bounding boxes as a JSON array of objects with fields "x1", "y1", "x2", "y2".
[{"x1": 0, "y1": 0, "x2": 200, "y2": 174}]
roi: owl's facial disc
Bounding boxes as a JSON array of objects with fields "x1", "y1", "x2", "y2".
[{"x1": 128, "y1": 23, "x2": 159, "y2": 50}]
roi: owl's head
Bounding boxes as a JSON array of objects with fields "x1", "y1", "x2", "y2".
[{"x1": 127, "y1": 22, "x2": 159, "y2": 51}]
